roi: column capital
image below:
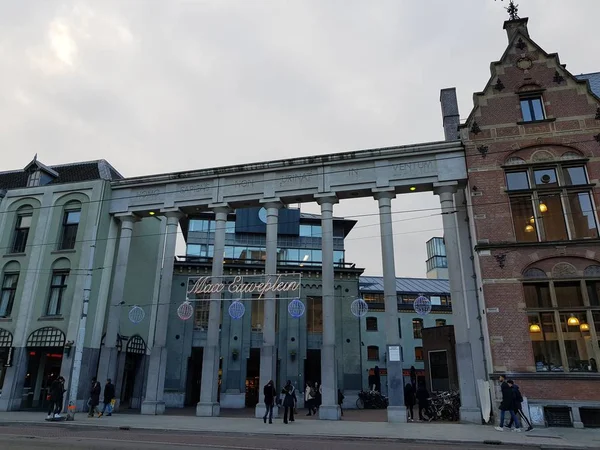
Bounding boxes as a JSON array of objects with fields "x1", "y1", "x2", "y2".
[
  {"x1": 160, "y1": 209, "x2": 185, "y2": 221},
  {"x1": 372, "y1": 188, "x2": 396, "y2": 201},
  {"x1": 114, "y1": 213, "x2": 140, "y2": 225},
  {"x1": 208, "y1": 203, "x2": 232, "y2": 215},
  {"x1": 433, "y1": 183, "x2": 458, "y2": 197},
  {"x1": 259, "y1": 198, "x2": 284, "y2": 210},
  {"x1": 314, "y1": 193, "x2": 338, "y2": 206}
]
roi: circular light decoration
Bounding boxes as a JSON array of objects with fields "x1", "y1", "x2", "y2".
[
  {"x1": 128, "y1": 305, "x2": 145, "y2": 324},
  {"x1": 413, "y1": 296, "x2": 432, "y2": 316},
  {"x1": 288, "y1": 298, "x2": 306, "y2": 318},
  {"x1": 228, "y1": 300, "x2": 246, "y2": 320},
  {"x1": 350, "y1": 298, "x2": 369, "y2": 318},
  {"x1": 177, "y1": 301, "x2": 194, "y2": 321}
]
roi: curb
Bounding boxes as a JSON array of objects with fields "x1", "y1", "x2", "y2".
[{"x1": 0, "y1": 420, "x2": 594, "y2": 450}]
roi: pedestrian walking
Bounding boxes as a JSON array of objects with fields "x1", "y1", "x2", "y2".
[
  {"x1": 46, "y1": 376, "x2": 65, "y2": 419},
  {"x1": 98, "y1": 379, "x2": 115, "y2": 418},
  {"x1": 404, "y1": 383, "x2": 416, "y2": 422},
  {"x1": 373, "y1": 366, "x2": 381, "y2": 393},
  {"x1": 305, "y1": 381, "x2": 316, "y2": 416},
  {"x1": 495, "y1": 375, "x2": 521, "y2": 432},
  {"x1": 263, "y1": 380, "x2": 276, "y2": 424},
  {"x1": 416, "y1": 382, "x2": 431, "y2": 421},
  {"x1": 281, "y1": 380, "x2": 297, "y2": 424},
  {"x1": 314, "y1": 382, "x2": 322, "y2": 411},
  {"x1": 507, "y1": 380, "x2": 533, "y2": 431},
  {"x1": 88, "y1": 377, "x2": 101, "y2": 418},
  {"x1": 337, "y1": 389, "x2": 345, "y2": 417}
]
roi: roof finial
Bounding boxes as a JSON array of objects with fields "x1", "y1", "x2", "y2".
[
  {"x1": 33, "y1": 153, "x2": 38, "y2": 162},
  {"x1": 496, "y1": 0, "x2": 520, "y2": 21}
]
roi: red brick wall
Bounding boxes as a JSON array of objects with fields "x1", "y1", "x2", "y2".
[{"x1": 462, "y1": 22, "x2": 600, "y2": 401}]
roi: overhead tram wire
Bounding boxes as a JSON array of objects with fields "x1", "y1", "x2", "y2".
[{"x1": 0, "y1": 135, "x2": 597, "y2": 216}]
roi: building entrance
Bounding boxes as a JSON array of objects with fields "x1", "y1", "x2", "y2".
[
  {"x1": 304, "y1": 349, "x2": 321, "y2": 387},
  {"x1": 245, "y1": 348, "x2": 260, "y2": 407},
  {"x1": 185, "y1": 347, "x2": 203, "y2": 406},
  {"x1": 23, "y1": 349, "x2": 63, "y2": 410}
]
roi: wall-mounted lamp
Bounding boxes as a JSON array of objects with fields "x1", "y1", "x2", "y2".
[
  {"x1": 64, "y1": 340, "x2": 74, "y2": 357},
  {"x1": 567, "y1": 315, "x2": 580, "y2": 327}
]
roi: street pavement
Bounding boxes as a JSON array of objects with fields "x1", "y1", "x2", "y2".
[
  {"x1": 0, "y1": 424, "x2": 526, "y2": 450},
  {"x1": 0, "y1": 410, "x2": 599, "y2": 449}
]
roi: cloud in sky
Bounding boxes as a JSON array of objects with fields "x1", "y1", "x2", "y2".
[{"x1": 1, "y1": 0, "x2": 598, "y2": 277}]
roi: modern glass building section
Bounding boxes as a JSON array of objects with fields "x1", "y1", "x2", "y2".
[{"x1": 426, "y1": 237, "x2": 448, "y2": 279}]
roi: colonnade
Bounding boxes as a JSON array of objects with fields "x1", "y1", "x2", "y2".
[{"x1": 98, "y1": 186, "x2": 481, "y2": 423}]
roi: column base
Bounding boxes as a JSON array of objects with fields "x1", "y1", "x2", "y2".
[
  {"x1": 196, "y1": 402, "x2": 220, "y2": 417},
  {"x1": 318, "y1": 404, "x2": 341, "y2": 420},
  {"x1": 140, "y1": 401, "x2": 166, "y2": 415},
  {"x1": 574, "y1": 421, "x2": 584, "y2": 429},
  {"x1": 254, "y1": 403, "x2": 280, "y2": 419},
  {"x1": 459, "y1": 407, "x2": 482, "y2": 424},
  {"x1": 387, "y1": 406, "x2": 408, "y2": 423}
]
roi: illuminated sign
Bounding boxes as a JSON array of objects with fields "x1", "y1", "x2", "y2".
[{"x1": 187, "y1": 275, "x2": 300, "y2": 300}]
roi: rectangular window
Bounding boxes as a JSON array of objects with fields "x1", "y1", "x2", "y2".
[
  {"x1": 563, "y1": 166, "x2": 588, "y2": 186},
  {"x1": 533, "y1": 168, "x2": 558, "y2": 188},
  {"x1": 520, "y1": 97, "x2": 545, "y2": 122},
  {"x1": 307, "y1": 296, "x2": 323, "y2": 333},
  {"x1": 299, "y1": 225, "x2": 312, "y2": 237},
  {"x1": 415, "y1": 347, "x2": 424, "y2": 361},
  {"x1": 510, "y1": 197, "x2": 538, "y2": 242},
  {"x1": 568, "y1": 192, "x2": 598, "y2": 239},
  {"x1": 586, "y1": 281, "x2": 600, "y2": 307},
  {"x1": 506, "y1": 171, "x2": 530, "y2": 190},
  {"x1": 538, "y1": 194, "x2": 568, "y2": 241},
  {"x1": 0, "y1": 273, "x2": 19, "y2": 317},
  {"x1": 367, "y1": 346, "x2": 379, "y2": 361},
  {"x1": 398, "y1": 318, "x2": 402, "y2": 338},
  {"x1": 529, "y1": 313, "x2": 563, "y2": 372},
  {"x1": 12, "y1": 214, "x2": 32, "y2": 253},
  {"x1": 251, "y1": 298, "x2": 264, "y2": 331},
  {"x1": 225, "y1": 221, "x2": 236, "y2": 234},
  {"x1": 193, "y1": 293, "x2": 210, "y2": 330},
  {"x1": 46, "y1": 271, "x2": 69, "y2": 316},
  {"x1": 59, "y1": 210, "x2": 81, "y2": 250},
  {"x1": 436, "y1": 319, "x2": 446, "y2": 327},
  {"x1": 413, "y1": 318, "x2": 423, "y2": 339},
  {"x1": 523, "y1": 283, "x2": 552, "y2": 308},
  {"x1": 366, "y1": 317, "x2": 378, "y2": 331},
  {"x1": 554, "y1": 282, "x2": 584, "y2": 308},
  {"x1": 189, "y1": 219, "x2": 210, "y2": 232}
]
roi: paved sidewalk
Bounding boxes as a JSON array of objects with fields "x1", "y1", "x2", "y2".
[{"x1": 1, "y1": 411, "x2": 599, "y2": 449}]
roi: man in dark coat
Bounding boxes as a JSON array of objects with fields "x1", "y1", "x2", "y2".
[
  {"x1": 495, "y1": 375, "x2": 521, "y2": 431},
  {"x1": 404, "y1": 383, "x2": 416, "y2": 421},
  {"x1": 98, "y1": 379, "x2": 116, "y2": 417},
  {"x1": 281, "y1": 380, "x2": 297, "y2": 424},
  {"x1": 88, "y1": 377, "x2": 101, "y2": 417},
  {"x1": 415, "y1": 383, "x2": 431, "y2": 421},
  {"x1": 46, "y1": 376, "x2": 65, "y2": 419},
  {"x1": 262, "y1": 380, "x2": 276, "y2": 424},
  {"x1": 507, "y1": 380, "x2": 533, "y2": 431}
]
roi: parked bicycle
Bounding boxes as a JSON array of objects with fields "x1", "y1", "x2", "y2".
[
  {"x1": 427, "y1": 390, "x2": 460, "y2": 421},
  {"x1": 356, "y1": 390, "x2": 389, "y2": 409}
]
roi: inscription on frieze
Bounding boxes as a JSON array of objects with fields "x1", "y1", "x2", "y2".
[
  {"x1": 391, "y1": 160, "x2": 436, "y2": 177},
  {"x1": 279, "y1": 171, "x2": 314, "y2": 187},
  {"x1": 179, "y1": 183, "x2": 212, "y2": 195},
  {"x1": 136, "y1": 188, "x2": 162, "y2": 198}
]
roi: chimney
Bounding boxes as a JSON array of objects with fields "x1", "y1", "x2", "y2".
[
  {"x1": 440, "y1": 88, "x2": 460, "y2": 141},
  {"x1": 503, "y1": 17, "x2": 529, "y2": 43}
]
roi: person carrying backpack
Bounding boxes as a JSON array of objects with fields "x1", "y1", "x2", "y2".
[{"x1": 507, "y1": 380, "x2": 533, "y2": 431}]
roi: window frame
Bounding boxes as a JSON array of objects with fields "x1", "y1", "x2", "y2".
[
  {"x1": 11, "y1": 213, "x2": 32, "y2": 254},
  {"x1": 45, "y1": 270, "x2": 69, "y2": 316},
  {"x1": 59, "y1": 208, "x2": 81, "y2": 250},
  {"x1": 506, "y1": 163, "x2": 598, "y2": 243},
  {"x1": 365, "y1": 317, "x2": 378, "y2": 331},
  {"x1": 0, "y1": 272, "x2": 19, "y2": 318},
  {"x1": 414, "y1": 346, "x2": 424, "y2": 361},
  {"x1": 412, "y1": 318, "x2": 423, "y2": 339},
  {"x1": 519, "y1": 95, "x2": 546, "y2": 122},
  {"x1": 367, "y1": 345, "x2": 379, "y2": 361}
]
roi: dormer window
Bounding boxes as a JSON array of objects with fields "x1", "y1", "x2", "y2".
[
  {"x1": 27, "y1": 170, "x2": 41, "y2": 187},
  {"x1": 520, "y1": 96, "x2": 545, "y2": 122}
]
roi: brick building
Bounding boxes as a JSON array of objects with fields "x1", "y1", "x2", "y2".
[{"x1": 450, "y1": 15, "x2": 600, "y2": 427}]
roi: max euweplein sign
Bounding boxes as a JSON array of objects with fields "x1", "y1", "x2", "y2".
[{"x1": 187, "y1": 274, "x2": 301, "y2": 300}]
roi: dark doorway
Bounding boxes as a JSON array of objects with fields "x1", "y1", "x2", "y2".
[
  {"x1": 245, "y1": 348, "x2": 260, "y2": 407},
  {"x1": 23, "y1": 349, "x2": 63, "y2": 410},
  {"x1": 304, "y1": 349, "x2": 321, "y2": 386},
  {"x1": 185, "y1": 347, "x2": 203, "y2": 406},
  {"x1": 429, "y1": 350, "x2": 450, "y2": 392},
  {"x1": 120, "y1": 353, "x2": 143, "y2": 408}
]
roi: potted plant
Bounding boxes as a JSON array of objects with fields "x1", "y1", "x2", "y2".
[{"x1": 232, "y1": 349, "x2": 239, "y2": 360}]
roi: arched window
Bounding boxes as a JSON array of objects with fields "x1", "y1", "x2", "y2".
[
  {"x1": 367, "y1": 346, "x2": 379, "y2": 361},
  {"x1": 126, "y1": 335, "x2": 146, "y2": 355},
  {"x1": 0, "y1": 329, "x2": 13, "y2": 348},
  {"x1": 27, "y1": 327, "x2": 65, "y2": 348},
  {"x1": 11, "y1": 205, "x2": 33, "y2": 254},
  {"x1": 366, "y1": 317, "x2": 378, "y2": 331},
  {"x1": 1, "y1": 261, "x2": 20, "y2": 318},
  {"x1": 523, "y1": 268, "x2": 547, "y2": 279},
  {"x1": 59, "y1": 201, "x2": 82, "y2": 250},
  {"x1": 46, "y1": 258, "x2": 70, "y2": 317}
]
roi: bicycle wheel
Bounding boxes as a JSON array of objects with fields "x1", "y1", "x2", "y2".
[{"x1": 356, "y1": 398, "x2": 364, "y2": 409}]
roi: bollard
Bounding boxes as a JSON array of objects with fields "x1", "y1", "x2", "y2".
[{"x1": 66, "y1": 401, "x2": 76, "y2": 421}]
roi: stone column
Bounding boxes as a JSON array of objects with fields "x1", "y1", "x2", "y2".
[
  {"x1": 315, "y1": 194, "x2": 340, "y2": 420},
  {"x1": 374, "y1": 189, "x2": 406, "y2": 422},
  {"x1": 141, "y1": 210, "x2": 184, "y2": 415},
  {"x1": 197, "y1": 205, "x2": 230, "y2": 417},
  {"x1": 97, "y1": 214, "x2": 137, "y2": 388},
  {"x1": 434, "y1": 184, "x2": 482, "y2": 424},
  {"x1": 255, "y1": 200, "x2": 282, "y2": 418}
]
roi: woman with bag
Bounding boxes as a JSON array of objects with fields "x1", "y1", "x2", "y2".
[{"x1": 281, "y1": 380, "x2": 297, "y2": 424}]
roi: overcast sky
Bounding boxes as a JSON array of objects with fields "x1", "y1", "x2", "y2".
[{"x1": 2, "y1": 1, "x2": 599, "y2": 278}]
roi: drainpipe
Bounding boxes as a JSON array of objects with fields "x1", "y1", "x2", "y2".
[{"x1": 68, "y1": 183, "x2": 106, "y2": 407}]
